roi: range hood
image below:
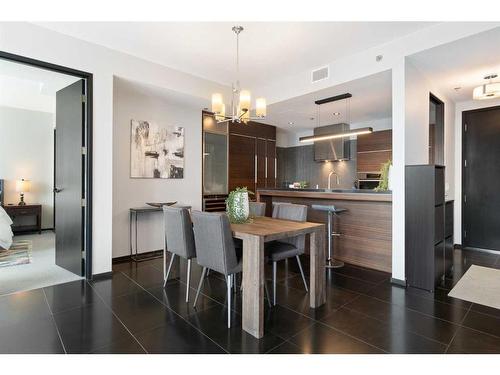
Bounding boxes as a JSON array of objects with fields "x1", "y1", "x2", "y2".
[{"x1": 312, "y1": 123, "x2": 351, "y2": 162}]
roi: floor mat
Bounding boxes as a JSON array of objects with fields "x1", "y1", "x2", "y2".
[
  {"x1": 0, "y1": 240, "x2": 32, "y2": 268},
  {"x1": 448, "y1": 265, "x2": 500, "y2": 309}
]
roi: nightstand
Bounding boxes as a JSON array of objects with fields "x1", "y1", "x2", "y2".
[{"x1": 2, "y1": 204, "x2": 42, "y2": 234}]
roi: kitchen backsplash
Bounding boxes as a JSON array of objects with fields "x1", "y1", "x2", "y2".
[{"x1": 277, "y1": 141, "x2": 357, "y2": 190}]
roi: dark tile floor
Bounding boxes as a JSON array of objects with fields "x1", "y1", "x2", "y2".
[{"x1": 0, "y1": 248, "x2": 499, "y2": 354}]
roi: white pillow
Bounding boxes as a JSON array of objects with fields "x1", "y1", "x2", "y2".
[
  {"x1": 0, "y1": 206, "x2": 13, "y2": 250},
  {"x1": 0, "y1": 206, "x2": 13, "y2": 226}
]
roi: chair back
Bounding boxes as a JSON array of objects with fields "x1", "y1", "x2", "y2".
[
  {"x1": 191, "y1": 211, "x2": 238, "y2": 275},
  {"x1": 249, "y1": 201, "x2": 266, "y2": 217},
  {"x1": 272, "y1": 202, "x2": 308, "y2": 252},
  {"x1": 163, "y1": 206, "x2": 196, "y2": 259}
]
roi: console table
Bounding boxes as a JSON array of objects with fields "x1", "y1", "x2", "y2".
[
  {"x1": 129, "y1": 205, "x2": 191, "y2": 262},
  {"x1": 2, "y1": 204, "x2": 42, "y2": 234}
]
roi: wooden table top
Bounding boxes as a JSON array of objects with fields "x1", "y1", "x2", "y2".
[{"x1": 231, "y1": 216, "x2": 324, "y2": 242}]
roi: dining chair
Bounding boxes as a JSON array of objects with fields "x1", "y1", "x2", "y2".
[
  {"x1": 163, "y1": 206, "x2": 197, "y2": 303},
  {"x1": 266, "y1": 202, "x2": 309, "y2": 306},
  {"x1": 249, "y1": 201, "x2": 266, "y2": 217},
  {"x1": 191, "y1": 211, "x2": 242, "y2": 328}
]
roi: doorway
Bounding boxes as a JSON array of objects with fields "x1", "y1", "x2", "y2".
[
  {"x1": 462, "y1": 105, "x2": 500, "y2": 252},
  {"x1": 429, "y1": 93, "x2": 444, "y2": 165},
  {"x1": 0, "y1": 51, "x2": 92, "y2": 294}
]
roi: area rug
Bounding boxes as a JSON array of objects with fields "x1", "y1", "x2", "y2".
[
  {"x1": 0, "y1": 240, "x2": 32, "y2": 268},
  {"x1": 448, "y1": 265, "x2": 500, "y2": 309}
]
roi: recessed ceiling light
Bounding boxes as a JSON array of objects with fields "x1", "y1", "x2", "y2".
[
  {"x1": 454, "y1": 87, "x2": 461, "y2": 92},
  {"x1": 288, "y1": 121, "x2": 294, "y2": 125},
  {"x1": 309, "y1": 117, "x2": 315, "y2": 121},
  {"x1": 333, "y1": 112, "x2": 341, "y2": 116}
]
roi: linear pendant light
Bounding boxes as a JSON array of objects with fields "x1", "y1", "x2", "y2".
[{"x1": 299, "y1": 127, "x2": 373, "y2": 143}]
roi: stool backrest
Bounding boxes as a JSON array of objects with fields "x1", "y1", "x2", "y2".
[
  {"x1": 163, "y1": 206, "x2": 196, "y2": 259},
  {"x1": 272, "y1": 203, "x2": 308, "y2": 252},
  {"x1": 191, "y1": 211, "x2": 238, "y2": 276}
]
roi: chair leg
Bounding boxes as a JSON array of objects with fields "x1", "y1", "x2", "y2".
[
  {"x1": 233, "y1": 274, "x2": 237, "y2": 294},
  {"x1": 296, "y1": 255, "x2": 309, "y2": 293},
  {"x1": 193, "y1": 267, "x2": 207, "y2": 308},
  {"x1": 185, "y1": 259, "x2": 192, "y2": 303},
  {"x1": 264, "y1": 280, "x2": 272, "y2": 308},
  {"x1": 273, "y1": 261, "x2": 277, "y2": 306},
  {"x1": 227, "y1": 275, "x2": 232, "y2": 328},
  {"x1": 163, "y1": 254, "x2": 176, "y2": 288},
  {"x1": 206, "y1": 269, "x2": 210, "y2": 277}
]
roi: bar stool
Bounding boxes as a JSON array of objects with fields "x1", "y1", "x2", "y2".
[{"x1": 311, "y1": 204, "x2": 347, "y2": 268}]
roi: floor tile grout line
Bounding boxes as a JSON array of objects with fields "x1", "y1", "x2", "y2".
[
  {"x1": 85, "y1": 279, "x2": 149, "y2": 354},
  {"x1": 41, "y1": 288, "x2": 67, "y2": 354},
  {"x1": 339, "y1": 304, "x2": 449, "y2": 347},
  {"x1": 445, "y1": 303, "x2": 472, "y2": 353},
  {"x1": 357, "y1": 292, "x2": 470, "y2": 327},
  {"x1": 118, "y1": 271, "x2": 230, "y2": 354},
  {"x1": 288, "y1": 316, "x2": 389, "y2": 354}
]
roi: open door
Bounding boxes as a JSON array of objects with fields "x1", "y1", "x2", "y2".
[{"x1": 55, "y1": 79, "x2": 86, "y2": 275}]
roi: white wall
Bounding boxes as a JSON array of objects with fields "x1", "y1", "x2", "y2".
[
  {"x1": 0, "y1": 22, "x2": 230, "y2": 275},
  {"x1": 112, "y1": 78, "x2": 205, "y2": 258},
  {"x1": 453, "y1": 97, "x2": 500, "y2": 244},
  {"x1": 0, "y1": 106, "x2": 54, "y2": 229},
  {"x1": 404, "y1": 59, "x2": 456, "y2": 197}
]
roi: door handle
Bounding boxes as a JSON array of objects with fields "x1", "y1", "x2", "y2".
[{"x1": 54, "y1": 187, "x2": 64, "y2": 193}]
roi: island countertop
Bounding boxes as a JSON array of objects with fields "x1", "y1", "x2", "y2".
[
  {"x1": 257, "y1": 188, "x2": 392, "y2": 273},
  {"x1": 256, "y1": 188, "x2": 392, "y2": 202}
]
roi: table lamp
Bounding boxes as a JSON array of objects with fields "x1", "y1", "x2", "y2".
[{"x1": 16, "y1": 179, "x2": 31, "y2": 206}]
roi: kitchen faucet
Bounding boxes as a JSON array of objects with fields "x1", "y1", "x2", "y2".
[{"x1": 328, "y1": 170, "x2": 340, "y2": 189}]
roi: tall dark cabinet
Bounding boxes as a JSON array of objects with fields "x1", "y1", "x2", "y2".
[{"x1": 405, "y1": 165, "x2": 452, "y2": 292}]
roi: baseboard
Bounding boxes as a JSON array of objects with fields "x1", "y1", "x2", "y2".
[
  {"x1": 112, "y1": 249, "x2": 163, "y2": 264},
  {"x1": 390, "y1": 277, "x2": 407, "y2": 287},
  {"x1": 91, "y1": 271, "x2": 113, "y2": 280}
]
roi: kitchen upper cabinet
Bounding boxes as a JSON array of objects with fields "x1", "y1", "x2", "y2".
[
  {"x1": 357, "y1": 129, "x2": 392, "y2": 173},
  {"x1": 228, "y1": 134, "x2": 256, "y2": 192},
  {"x1": 228, "y1": 121, "x2": 277, "y2": 194}
]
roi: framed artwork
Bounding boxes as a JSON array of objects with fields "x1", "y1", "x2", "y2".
[{"x1": 130, "y1": 119, "x2": 184, "y2": 179}]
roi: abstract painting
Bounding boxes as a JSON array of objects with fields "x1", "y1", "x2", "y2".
[{"x1": 130, "y1": 120, "x2": 185, "y2": 178}]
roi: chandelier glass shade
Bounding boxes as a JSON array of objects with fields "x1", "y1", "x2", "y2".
[{"x1": 211, "y1": 26, "x2": 267, "y2": 123}]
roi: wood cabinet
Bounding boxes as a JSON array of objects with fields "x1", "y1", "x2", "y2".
[
  {"x1": 228, "y1": 121, "x2": 276, "y2": 194},
  {"x1": 2, "y1": 204, "x2": 42, "y2": 234},
  {"x1": 405, "y1": 165, "x2": 449, "y2": 292},
  {"x1": 357, "y1": 129, "x2": 392, "y2": 173}
]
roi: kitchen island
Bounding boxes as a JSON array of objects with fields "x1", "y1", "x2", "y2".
[{"x1": 257, "y1": 188, "x2": 392, "y2": 273}]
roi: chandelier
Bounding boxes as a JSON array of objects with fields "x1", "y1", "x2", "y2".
[
  {"x1": 473, "y1": 74, "x2": 500, "y2": 100},
  {"x1": 211, "y1": 26, "x2": 266, "y2": 123}
]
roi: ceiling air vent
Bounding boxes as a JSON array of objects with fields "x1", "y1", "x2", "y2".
[{"x1": 311, "y1": 66, "x2": 329, "y2": 83}]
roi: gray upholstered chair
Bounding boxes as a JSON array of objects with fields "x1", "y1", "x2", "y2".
[
  {"x1": 163, "y1": 206, "x2": 196, "y2": 303},
  {"x1": 249, "y1": 201, "x2": 266, "y2": 217},
  {"x1": 266, "y1": 202, "x2": 309, "y2": 305},
  {"x1": 191, "y1": 211, "x2": 241, "y2": 328}
]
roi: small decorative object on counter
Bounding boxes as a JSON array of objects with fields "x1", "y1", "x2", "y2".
[
  {"x1": 290, "y1": 181, "x2": 309, "y2": 189},
  {"x1": 226, "y1": 187, "x2": 253, "y2": 223},
  {"x1": 374, "y1": 160, "x2": 392, "y2": 192}
]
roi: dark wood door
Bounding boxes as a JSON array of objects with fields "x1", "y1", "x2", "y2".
[
  {"x1": 228, "y1": 134, "x2": 256, "y2": 192},
  {"x1": 463, "y1": 106, "x2": 500, "y2": 251},
  {"x1": 55, "y1": 79, "x2": 85, "y2": 275},
  {"x1": 266, "y1": 139, "x2": 276, "y2": 188}
]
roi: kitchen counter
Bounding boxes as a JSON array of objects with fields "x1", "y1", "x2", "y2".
[
  {"x1": 257, "y1": 188, "x2": 392, "y2": 272},
  {"x1": 256, "y1": 188, "x2": 392, "y2": 202}
]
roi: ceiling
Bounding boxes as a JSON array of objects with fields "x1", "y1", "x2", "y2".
[
  {"x1": 0, "y1": 59, "x2": 80, "y2": 113},
  {"x1": 35, "y1": 22, "x2": 435, "y2": 89},
  {"x1": 409, "y1": 26, "x2": 500, "y2": 102},
  {"x1": 263, "y1": 70, "x2": 392, "y2": 131}
]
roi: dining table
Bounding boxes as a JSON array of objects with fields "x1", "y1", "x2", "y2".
[{"x1": 231, "y1": 216, "x2": 326, "y2": 339}]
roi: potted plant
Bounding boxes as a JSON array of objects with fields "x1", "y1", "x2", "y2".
[
  {"x1": 374, "y1": 160, "x2": 392, "y2": 192},
  {"x1": 226, "y1": 187, "x2": 254, "y2": 223}
]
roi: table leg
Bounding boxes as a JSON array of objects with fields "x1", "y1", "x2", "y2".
[
  {"x1": 309, "y1": 228, "x2": 326, "y2": 308},
  {"x1": 242, "y1": 234, "x2": 264, "y2": 339}
]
